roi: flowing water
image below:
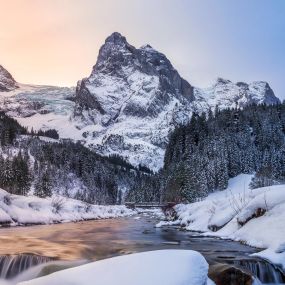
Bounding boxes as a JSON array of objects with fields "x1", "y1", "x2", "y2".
[
  {"x1": 0, "y1": 255, "x2": 53, "y2": 279},
  {"x1": 0, "y1": 212, "x2": 283, "y2": 284}
]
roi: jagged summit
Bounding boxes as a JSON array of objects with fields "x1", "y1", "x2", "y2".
[
  {"x1": 0, "y1": 65, "x2": 18, "y2": 91},
  {"x1": 140, "y1": 44, "x2": 154, "y2": 50},
  {"x1": 193, "y1": 79, "x2": 279, "y2": 113},
  {"x1": 105, "y1": 32, "x2": 128, "y2": 44},
  {"x1": 215, "y1": 77, "x2": 232, "y2": 85},
  {"x1": 75, "y1": 32, "x2": 194, "y2": 127}
]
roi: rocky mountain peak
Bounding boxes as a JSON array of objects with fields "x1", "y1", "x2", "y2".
[
  {"x1": 93, "y1": 32, "x2": 136, "y2": 74},
  {"x1": 105, "y1": 32, "x2": 128, "y2": 45},
  {"x1": 140, "y1": 44, "x2": 154, "y2": 50},
  {"x1": 75, "y1": 32, "x2": 194, "y2": 125},
  {"x1": 215, "y1": 77, "x2": 232, "y2": 85},
  {"x1": 0, "y1": 65, "x2": 18, "y2": 92}
]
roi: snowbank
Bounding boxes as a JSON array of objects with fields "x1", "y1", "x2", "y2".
[
  {"x1": 0, "y1": 189, "x2": 135, "y2": 226},
  {"x1": 157, "y1": 175, "x2": 285, "y2": 270},
  {"x1": 18, "y1": 250, "x2": 213, "y2": 285}
]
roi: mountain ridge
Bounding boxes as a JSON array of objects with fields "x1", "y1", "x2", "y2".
[{"x1": 0, "y1": 32, "x2": 280, "y2": 170}]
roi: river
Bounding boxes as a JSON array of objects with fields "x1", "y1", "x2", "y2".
[{"x1": 0, "y1": 212, "x2": 284, "y2": 284}]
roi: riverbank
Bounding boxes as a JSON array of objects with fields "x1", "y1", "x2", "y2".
[
  {"x1": 157, "y1": 175, "x2": 285, "y2": 273},
  {"x1": 0, "y1": 188, "x2": 135, "y2": 227}
]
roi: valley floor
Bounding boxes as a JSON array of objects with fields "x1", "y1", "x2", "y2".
[{"x1": 157, "y1": 174, "x2": 285, "y2": 271}]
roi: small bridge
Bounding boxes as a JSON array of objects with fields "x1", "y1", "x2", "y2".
[{"x1": 125, "y1": 202, "x2": 176, "y2": 210}]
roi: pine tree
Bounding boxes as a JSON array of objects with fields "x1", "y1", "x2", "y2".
[{"x1": 34, "y1": 170, "x2": 52, "y2": 198}]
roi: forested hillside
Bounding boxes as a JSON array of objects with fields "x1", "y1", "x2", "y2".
[
  {"x1": 0, "y1": 102, "x2": 284, "y2": 205},
  {"x1": 0, "y1": 112, "x2": 146, "y2": 204},
  {"x1": 127, "y1": 103, "x2": 285, "y2": 203},
  {"x1": 163, "y1": 103, "x2": 285, "y2": 202}
]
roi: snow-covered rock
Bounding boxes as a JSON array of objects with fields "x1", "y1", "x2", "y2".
[
  {"x1": 0, "y1": 33, "x2": 280, "y2": 170},
  {"x1": 18, "y1": 250, "x2": 213, "y2": 285},
  {"x1": 157, "y1": 174, "x2": 285, "y2": 270}
]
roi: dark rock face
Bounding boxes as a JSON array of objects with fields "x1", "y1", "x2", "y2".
[
  {"x1": 74, "y1": 80, "x2": 105, "y2": 117},
  {"x1": 0, "y1": 65, "x2": 18, "y2": 92}
]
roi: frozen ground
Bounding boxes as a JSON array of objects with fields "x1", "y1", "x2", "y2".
[
  {"x1": 18, "y1": 250, "x2": 214, "y2": 285},
  {"x1": 0, "y1": 188, "x2": 135, "y2": 226},
  {"x1": 157, "y1": 174, "x2": 285, "y2": 271}
]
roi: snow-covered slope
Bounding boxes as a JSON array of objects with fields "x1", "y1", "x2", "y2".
[
  {"x1": 0, "y1": 83, "x2": 78, "y2": 139},
  {"x1": 193, "y1": 78, "x2": 279, "y2": 110},
  {"x1": 157, "y1": 175, "x2": 285, "y2": 270},
  {"x1": 0, "y1": 33, "x2": 280, "y2": 170},
  {"x1": 0, "y1": 84, "x2": 74, "y2": 117},
  {"x1": 0, "y1": 188, "x2": 134, "y2": 226}
]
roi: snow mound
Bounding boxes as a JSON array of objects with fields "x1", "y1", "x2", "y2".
[
  {"x1": 18, "y1": 250, "x2": 212, "y2": 285},
  {"x1": 157, "y1": 174, "x2": 285, "y2": 270},
  {"x1": 0, "y1": 188, "x2": 135, "y2": 226}
]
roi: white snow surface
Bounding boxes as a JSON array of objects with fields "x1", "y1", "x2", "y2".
[
  {"x1": 0, "y1": 188, "x2": 135, "y2": 226},
  {"x1": 157, "y1": 174, "x2": 285, "y2": 270},
  {"x1": 18, "y1": 250, "x2": 213, "y2": 285}
]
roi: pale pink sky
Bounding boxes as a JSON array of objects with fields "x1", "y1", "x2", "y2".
[{"x1": 0, "y1": 0, "x2": 284, "y2": 100}]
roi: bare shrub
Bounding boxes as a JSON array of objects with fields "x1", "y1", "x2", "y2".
[
  {"x1": 51, "y1": 196, "x2": 65, "y2": 214},
  {"x1": 84, "y1": 202, "x2": 92, "y2": 213},
  {"x1": 228, "y1": 183, "x2": 252, "y2": 215},
  {"x1": 28, "y1": 202, "x2": 40, "y2": 211},
  {"x1": 3, "y1": 195, "x2": 11, "y2": 206}
]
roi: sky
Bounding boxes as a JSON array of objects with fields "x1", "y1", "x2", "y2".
[{"x1": 0, "y1": 0, "x2": 284, "y2": 99}]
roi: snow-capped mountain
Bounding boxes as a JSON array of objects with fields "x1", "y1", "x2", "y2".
[
  {"x1": 73, "y1": 32, "x2": 194, "y2": 127},
  {"x1": 71, "y1": 32, "x2": 280, "y2": 170},
  {"x1": 0, "y1": 32, "x2": 280, "y2": 170},
  {"x1": 193, "y1": 78, "x2": 279, "y2": 110}
]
